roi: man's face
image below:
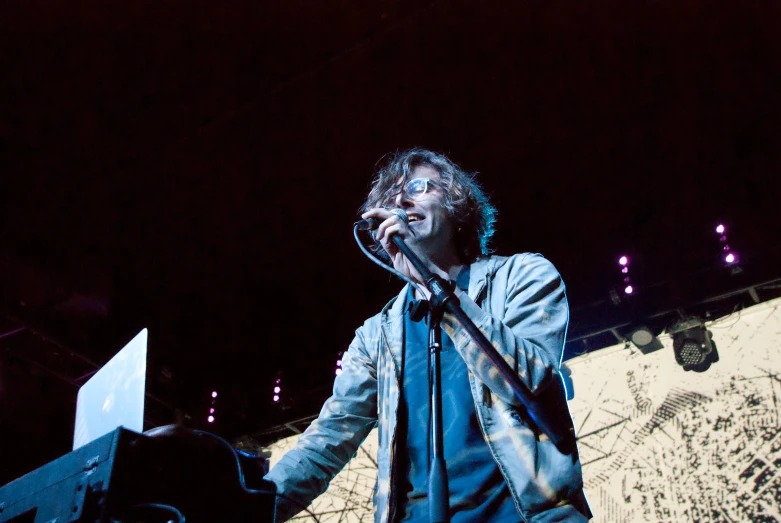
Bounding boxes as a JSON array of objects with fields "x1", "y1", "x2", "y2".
[{"x1": 392, "y1": 165, "x2": 456, "y2": 256}]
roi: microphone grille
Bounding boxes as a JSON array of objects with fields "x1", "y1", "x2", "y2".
[{"x1": 389, "y1": 208, "x2": 410, "y2": 224}]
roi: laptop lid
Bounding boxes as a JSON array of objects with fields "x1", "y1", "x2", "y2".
[{"x1": 73, "y1": 328, "x2": 147, "y2": 450}]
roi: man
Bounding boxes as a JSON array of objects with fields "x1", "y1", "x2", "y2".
[{"x1": 265, "y1": 148, "x2": 592, "y2": 522}]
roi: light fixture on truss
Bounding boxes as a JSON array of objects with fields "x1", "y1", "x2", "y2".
[
  {"x1": 626, "y1": 325, "x2": 664, "y2": 354},
  {"x1": 668, "y1": 317, "x2": 719, "y2": 372}
]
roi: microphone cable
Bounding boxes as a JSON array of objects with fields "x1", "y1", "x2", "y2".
[
  {"x1": 190, "y1": 429, "x2": 322, "y2": 523},
  {"x1": 111, "y1": 502, "x2": 185, "y2": 523},
  {"x1": 353, "y1": 222, "x2": 426, "y2": 298}
]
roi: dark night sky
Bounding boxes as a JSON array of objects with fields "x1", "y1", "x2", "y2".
[{"x1": 1, "y1": 0, "x2": 781, "y2": 482}]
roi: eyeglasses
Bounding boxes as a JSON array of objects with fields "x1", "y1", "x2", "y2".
[{"x1": 383, "y1": 177, "x2": 442, "y2": 206}]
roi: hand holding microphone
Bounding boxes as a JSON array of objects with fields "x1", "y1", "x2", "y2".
[
  {"x1": 358, "y1": 208, "x2": 431, "y2": 291},
  {"x1": 355, "y1": 208, "x2": 409, "y2": 233}
]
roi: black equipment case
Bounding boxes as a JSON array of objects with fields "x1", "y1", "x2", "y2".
[{"x1": 0, "y1": 427, "x2": 276, "y2": 522}]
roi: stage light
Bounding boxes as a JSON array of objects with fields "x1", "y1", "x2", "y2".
[
  {"x1": 616, "y1": 255, "x2": 635, "y2": 296},
  {"x1": 272, "y1": 375, "x2": 284, "y2": 405},
  {"x1": 715, "y1": 222, "x2": 740, "y2": 273},
  {"x1": 207, "y1": 390, "x2": 218, "y2": 422},
  {"x1": 627, "y1": 325, "x2": 663, "y2": 354},
  {"x1": 669, "y1": 318, "x2": 719, "y2": 372}
]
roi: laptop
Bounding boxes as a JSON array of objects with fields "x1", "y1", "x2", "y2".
[{"x1": 72, "y1": 328, "x2": 148, "y2": 450}]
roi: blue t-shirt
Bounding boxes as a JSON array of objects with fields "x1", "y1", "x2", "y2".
[{"x1": 395, "y1": 268, "x2": 520, "y2": 522}]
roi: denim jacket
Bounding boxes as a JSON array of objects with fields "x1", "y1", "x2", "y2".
[{"x1": 266, "y1": 253, "x2": 592, "y2": 522}]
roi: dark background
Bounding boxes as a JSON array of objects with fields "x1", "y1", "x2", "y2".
[{"x1": 1, "y1": 0, "x2": 780, "y2": 485}]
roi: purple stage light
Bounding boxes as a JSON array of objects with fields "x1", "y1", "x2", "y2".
[
  {"x1": 336, "y1": 368, "x2": 343, "y2": 376},
  {"x1": 336, "y1": 360, "x2": 342, "y2": 367},
  {"x1": 208, "y1": 415, "x2": 214, "y2": 423},
  {"x1": 624, "y1": 285, "x2": 633, "y2": 294},
  {"x1": 725, "y1": 253, "x2": 736, "y2": 264},
  {"x1": 210, "y1": 408, "x2": 214, "y2": 413},
  {"x1": 274, "y1": 386, "x2": 281, "y2": 393},
  {"x1": 621, "y1": 267, "x2": 628, "y2": 274},
  {"x1": 716, "y1": 224, "x2": 725, "y2": 234},
  {"x1": 273, "y1": 395, "x2": 280, "y2": 402},
  {"x1": 619, "y1": 256, "x2": 628, "y2": 266},
  {"x1": 211, "y1": 391, "x2": 218, "y2": 398}
]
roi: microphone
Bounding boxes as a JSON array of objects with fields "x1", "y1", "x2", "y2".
[
  {"x1": 354, "y1": 217, "x2": 380, "y2": 231},
  {"x1": 355, "y1": 209, "x2": 409, "y2": 231}
]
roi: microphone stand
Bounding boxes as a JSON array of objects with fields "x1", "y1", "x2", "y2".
[
  {"x1": 426, "y1": 304, "x2": 449, "y2": 523},
  {"x1": 390, "y1": 236, "x2": 577, "y2": 489}
]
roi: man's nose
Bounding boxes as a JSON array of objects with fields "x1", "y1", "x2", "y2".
[{"x1": 394, "y1": 191, "x2": 413, "y2": 208}]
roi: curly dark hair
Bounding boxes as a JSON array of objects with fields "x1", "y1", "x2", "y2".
[{"x1": 360, "y1": 147, "x2": 498, "y2": 264}]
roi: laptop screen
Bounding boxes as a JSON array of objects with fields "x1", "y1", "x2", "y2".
[{"x1": 73, "y1": 328, "x2": 147, "y2": 450}]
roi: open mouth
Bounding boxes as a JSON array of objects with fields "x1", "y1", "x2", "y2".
[{"x1": 408, "y1": 214, "x2": 424, "y2": 224}]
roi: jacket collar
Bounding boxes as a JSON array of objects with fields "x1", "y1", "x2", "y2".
[{"x1": 379, "y1": 255, "x2": 507, "y2": 374}]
